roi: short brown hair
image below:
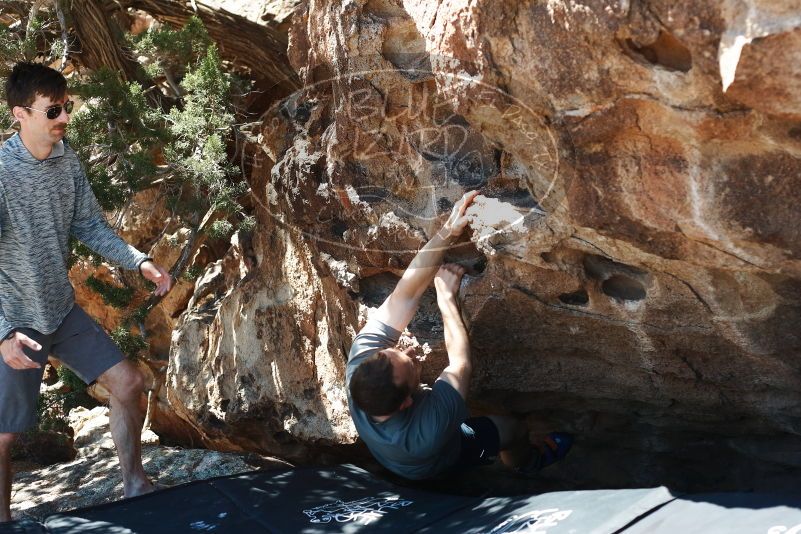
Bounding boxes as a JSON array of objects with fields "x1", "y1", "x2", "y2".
[
  {"x1": 349, "y1": 351, "x2": 411, "y2": 417},
  {"x1": 5, "y1": 62, "x2": 67, "y2": 111}
]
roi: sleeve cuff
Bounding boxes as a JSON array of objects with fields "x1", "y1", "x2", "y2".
[
  {"x1": 0, "y1": 326, "x2": 15, "y2": 341},
  {"x1": 364, "y1": 316, "x2": 402, "y2": 344},
  {"x1": 136, "y1": 256, "x2": 154, "y2": 273}
]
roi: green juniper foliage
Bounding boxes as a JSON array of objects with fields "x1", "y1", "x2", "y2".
[
  {"x1": 207, "y1": 218, "x2": 234, "y2": 240},
  {"x1": 85, "y1": 274, "x2": 135, "y2": 308},
  {"x1": 111, "y1": 325, "x2": 149, "y2": 361},
  {"x1": 0, "y1": 12, "x2": 47, "y2": 63},
  {"x1": 56, "y1": 366, "x2": 95, "y2": 413},
  {"x1": 164, "y1": 44, "x2": 245, "y2": 236},
  {"x1": 128, "y1": 304, "x2": 151, "y2": 325},
  {"x1": 0, "y1": 16, "x2": 36, "y2": 130},
  {"x1": 35, "y1": 366, "x2": 96, "y2": 436},
  {"x1": 239, "y1": 214, "x2": 256, "y2": 233},
  {"x1": 129, "y1": 16, "x2": 212, "y2": 80},
  {"x1": 68, "y1": 68, "x2": 165, "y2": 211},
  {"x1": 0, "y1": 21, "x2": 23, "y2": 62},
  {"x1": 66, "y1": 18, "x2": 253, "y2": 313},
  {"x1": 34, "y1": 390, "x2": 71, "y2": 434},
  {"x1": 67, "y1": 238, "x2": 102, "y2": 268},
  {"x1": 182, "y1": 264, "x2": 204, "y2": 281}
]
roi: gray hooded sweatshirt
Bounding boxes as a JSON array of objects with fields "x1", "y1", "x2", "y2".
[{"x1": 0, "y1": 133, "x2": 149, "y2": 340}]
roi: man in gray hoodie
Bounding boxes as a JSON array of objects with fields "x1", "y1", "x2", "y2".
[{"x1": 0, "y1": 62, "x2": 172, "y2": 522}]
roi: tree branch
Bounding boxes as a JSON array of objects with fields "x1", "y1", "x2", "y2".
[
  {"x1": 69, "y1": 0, "x2": 152, "y2": 87},
  {"x1": 115, "y1": 0, "x2": 300, "y2": 100},
  {"x1": 24, "y1": 0, "x2": 47, "y2": 39},
  {"x1": 52, "y1": 0, "x2": 69, "y2": 70},
  {"x1": 23, "y1": 0, "x2": 47, "y2": 60}
]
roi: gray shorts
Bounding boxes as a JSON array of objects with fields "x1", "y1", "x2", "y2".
[{"x1": 0, "y1": 304, "x2": 124, "y2": 433}]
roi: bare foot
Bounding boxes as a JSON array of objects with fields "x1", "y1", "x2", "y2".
[{"x1": 124, "y1": 478, "x2": 156, "y2": 498}]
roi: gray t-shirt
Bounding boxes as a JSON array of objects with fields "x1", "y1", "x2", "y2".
[{"x1": 346, "y1": 317, "x2": 468, "y2": 480}]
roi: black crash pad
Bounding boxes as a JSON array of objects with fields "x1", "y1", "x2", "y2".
[
  {"x1": 39, "y1": 465, "x2": 475, "y2": 533},
  {"x1": 417, "y1": 486, "x2": 674, "y2": 533},
  {"x1": 622, "y1": 492, "x2": 801, "y2": 534},
  {"x1": 2, "y1": 464, "x2": 799, "y2": 533}
]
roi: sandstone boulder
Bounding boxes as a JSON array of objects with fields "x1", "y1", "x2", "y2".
[
  {"x1": 64, "y1": 0, "x2": 801, "y2": 492},
  {"x1": 229, "y1": 0, "x2": 800, "y2": 491}
]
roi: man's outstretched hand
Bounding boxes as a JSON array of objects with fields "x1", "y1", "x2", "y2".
[
  {"x1": 434, "y1": 263, "x2": 466, "y2": 299},
  {"x1": 1, "y1": 332, "x2": 42, "y2": 370},
  {"x1": 439, "y1": 190, "x2": 480, "y2": 241},
  {"x1": 140, "y1": 260, "x2": 173, "y2": 296}
]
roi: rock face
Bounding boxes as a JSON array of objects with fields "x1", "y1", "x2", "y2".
[
  {"x1": 69, "y1": 0, "x2": 800, "y2": 492},
  {"x1": 166, "y1": 202, "x2": 359, "y2": 460},
  {"x1": 201, "y1": 0, "x2": 797, "y2": 491}
]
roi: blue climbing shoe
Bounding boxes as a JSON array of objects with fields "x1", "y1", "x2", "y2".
[{"x1": 516, "y1": 432, "x2": 573, "y2": 477}]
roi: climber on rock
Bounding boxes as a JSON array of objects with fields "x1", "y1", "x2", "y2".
[
  {"x1": 0, "y1": 62, "x2": 173, "y2": 522},
  {"x1": 346, "y1": 190, "x2": 572, "y2": 481}
]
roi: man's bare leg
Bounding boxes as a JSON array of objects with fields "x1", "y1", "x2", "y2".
[
  {"x1": 96, "y1": 360, "x2": 154, "y2": 498},
  {"x1": 0, "y1": 433, "x2": 17, "y2": 522},
  {"x1": 488, "y1": 415, "x2": 533, "y2": 468}
]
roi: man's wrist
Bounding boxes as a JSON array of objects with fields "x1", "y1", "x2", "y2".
[
  {"x1": 437, "y1": 293, "x2": 459, "y2": 306},
  {"x1": 137, "y1": 257, "x2": 153, "y2": 275},
  {"x1": 436, "y1": 227, "x2": 456, "y2": 243}
]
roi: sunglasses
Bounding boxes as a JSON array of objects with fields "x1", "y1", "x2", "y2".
[{"x1": 24, "y1": 100, "x2": 74, "y2": 120}]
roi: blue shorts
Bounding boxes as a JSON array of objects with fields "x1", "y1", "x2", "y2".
[
  {"x1": 453, "y1": 416, "x2": 501, "y2": 469},
  {"x1": 0, "y1": 304, "x2": 124, "y2": 433}
]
